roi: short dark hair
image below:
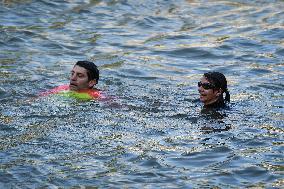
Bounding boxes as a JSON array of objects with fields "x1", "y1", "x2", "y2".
[
  {"x1": 204, "y1": 72, "x2": 230, "y2": 102},
  {"x1": 75, "y1": 60, "x2": 99, "y2": 83}
]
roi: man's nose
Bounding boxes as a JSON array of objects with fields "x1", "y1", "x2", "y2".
[{"x1": 71, "y1": 74, "x2": 77, "y2": 80}]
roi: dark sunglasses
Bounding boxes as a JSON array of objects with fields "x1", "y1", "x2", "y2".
[{"x1": 198, "y1": 82, "x2": 215, "y2": 90}]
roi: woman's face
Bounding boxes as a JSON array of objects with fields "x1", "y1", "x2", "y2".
[{"x1": 198, "y1": 76, "x2": 221, "y2": 105}]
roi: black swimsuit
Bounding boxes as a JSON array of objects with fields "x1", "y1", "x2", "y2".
[{"x1": 203, "y1": 98, "x2": 226, "y2": 109}]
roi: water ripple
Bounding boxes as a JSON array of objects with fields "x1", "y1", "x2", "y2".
[{"x1": 0, "y1": 0, "x2": 283, "y2": 188}]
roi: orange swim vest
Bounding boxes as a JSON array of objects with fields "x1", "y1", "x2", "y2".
[{"x1": 40, "y1": 84, "x2": 103, "y2": 100}]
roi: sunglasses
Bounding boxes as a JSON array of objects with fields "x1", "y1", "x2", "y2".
[{"x1": 198, "y1": 81, "x2": 215, "y2": 90}]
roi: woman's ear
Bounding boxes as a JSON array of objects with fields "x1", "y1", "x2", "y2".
[
  {"x1": 88, "y1": 80, "x2": 97, "y2": 88},
  {"x1": 215, "y1": 88, "x2": 223, "y2": 97}
]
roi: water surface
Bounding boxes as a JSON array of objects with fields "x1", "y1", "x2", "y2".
[{"x1": 0, "y1": 0, "x2": 283, "y2": 188}]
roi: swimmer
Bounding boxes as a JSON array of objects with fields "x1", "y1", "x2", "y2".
[
  {"x1": 69, "y1": 60, "x2": 99, "y2": 91},
  {"x1": 198, "y1": 72, "x2": 230, "y2": 109},
  {"x1": 40, "y1": 60, "x2": 103, "y2": 99}
]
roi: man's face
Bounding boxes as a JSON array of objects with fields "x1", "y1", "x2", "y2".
[
  {"x1": 69, "y1": 65, "x2": 95, "y2": 91},
  {"x1": 198, "y1": 76, "x2": 220, "y2": 105}
]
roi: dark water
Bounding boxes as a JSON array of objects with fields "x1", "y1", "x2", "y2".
[{"x1": 0, "y1": 0, "x2": 283, "y2": 188}]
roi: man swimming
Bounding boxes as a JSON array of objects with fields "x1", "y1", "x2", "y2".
[
  {"x1": 69, "y1": 60, "x2": 99, "y2": 91},
  {"x1": 40, "y1": 60, "x2": 102, "y2": 99}
]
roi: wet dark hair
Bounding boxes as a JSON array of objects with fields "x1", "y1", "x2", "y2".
[
  {"x1": 75, "y1": 60, "x2": 99, "y2": 83},
  {"x1": 204, "y1": 72, "x2": 230, "y2": 102}
]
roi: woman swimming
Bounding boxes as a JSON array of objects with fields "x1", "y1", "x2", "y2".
[{"x1": 198, "y1": 72, "x2": 230, "y2": 109}]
